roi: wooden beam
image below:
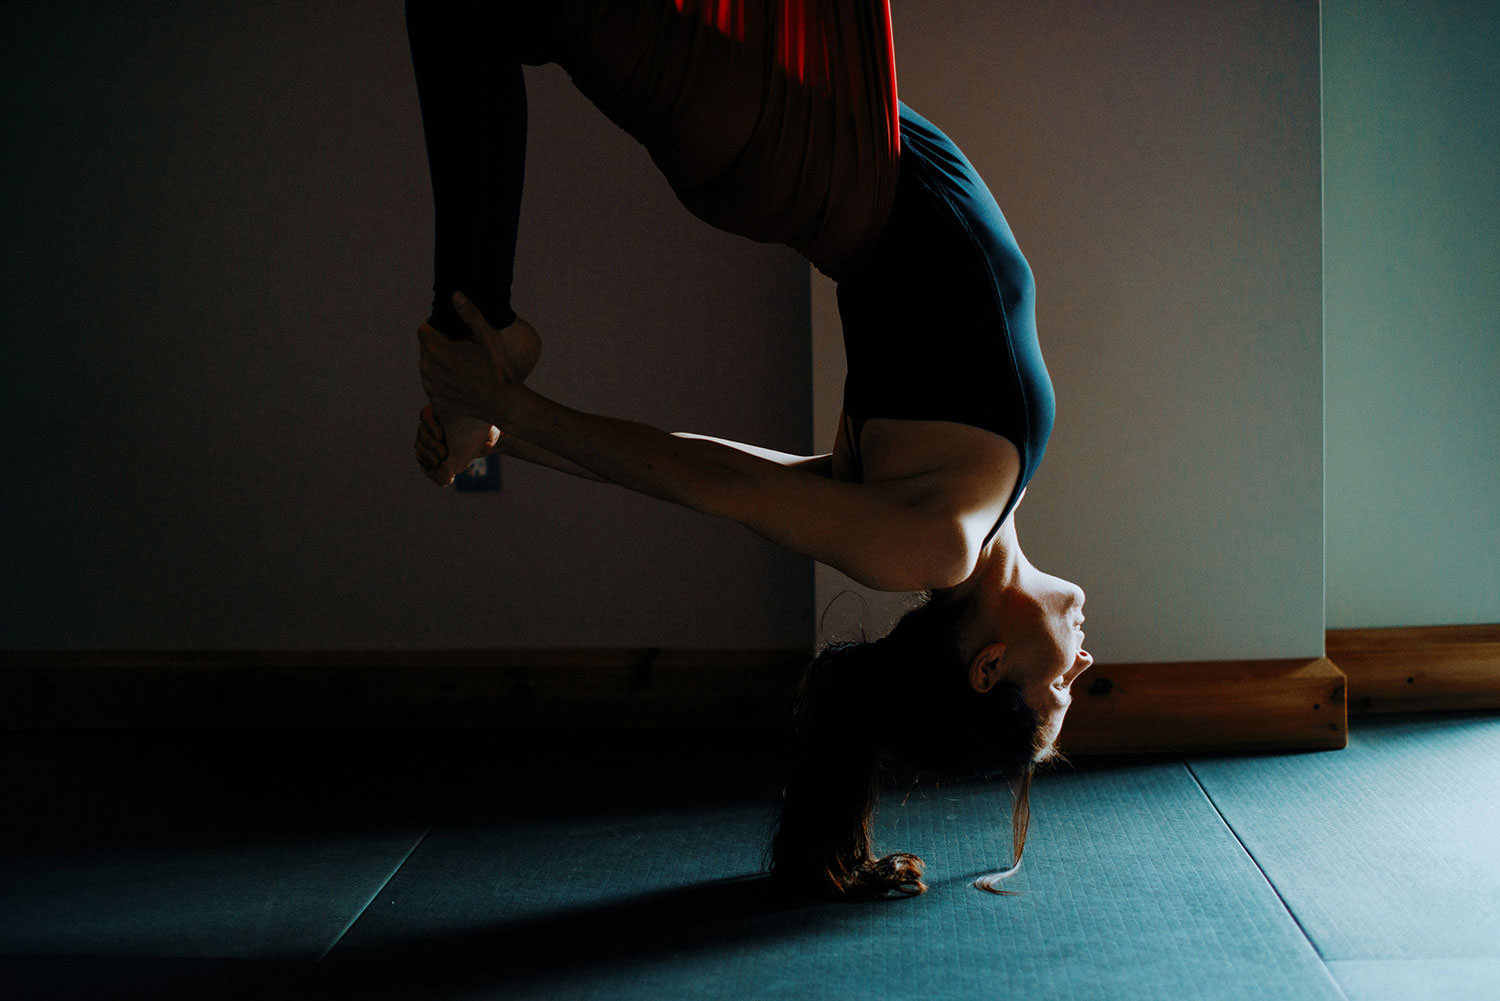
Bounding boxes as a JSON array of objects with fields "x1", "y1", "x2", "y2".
[
  {"x1": 1, "y1": 651, "x2": 1352, "y2": 759},
  {"x1": 0, "y1": 649, "x2": 806, "y2": 729},
  {"x1": 1059, "y1": 657, "x2": 1348, "y2": 756},
  {"x1": 1326, "y1": 624, "x2": 1500, "y2": 714}
]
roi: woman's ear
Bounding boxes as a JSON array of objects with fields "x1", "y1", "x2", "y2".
[{"x1": 968, "y1": 642, "x2": 1007, "y2": 693}]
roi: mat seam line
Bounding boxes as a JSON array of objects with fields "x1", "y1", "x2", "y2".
[
  {"x1": 1183, "y1": 763, "x2": 1317, "y2": 947},
  {"x1": 1183, "y1": 761, "x2": 1352, "y2": 1000},
  {"x1": 317, "y1": 825, "x2": 432, "y2": 962}
]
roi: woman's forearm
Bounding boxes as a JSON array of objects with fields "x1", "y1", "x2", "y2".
[
  {"x1": 493, "y1": 432, "x2": 609, "y2": 483},
  {"x1": 502, "y1": 386, "x2": 765, "y2": 517},
  {"x1": 495, "y1": 426, "x2": 828, "y2": 488}
]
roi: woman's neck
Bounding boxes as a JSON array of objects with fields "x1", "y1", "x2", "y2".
[{"x1": 951, "y1": 514, "x2": 1025, "y2": 604}]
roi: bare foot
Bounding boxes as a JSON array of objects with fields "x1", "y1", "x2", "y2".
[
  {"x1": 494, "y1": 315, "x2": 541, "y2": 384},
  {"x1": 416, "y1": 314, "x2": 541, "y2": 487},
  {"x1": 449, "y1": 295, "x2": 541, "y2": 386}
]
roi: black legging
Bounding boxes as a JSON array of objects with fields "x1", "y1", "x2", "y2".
[{"x1": 406, "y1": 0, "x2": 901, "y2": 337}]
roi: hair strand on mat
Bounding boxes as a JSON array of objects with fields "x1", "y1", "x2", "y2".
[{"x1": 972, "y1": 764, "x2": 1036, "y2": 895}]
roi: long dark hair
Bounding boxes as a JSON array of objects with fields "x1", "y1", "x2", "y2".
[{"x1": 769, "y1": 591, "x2": 1045, "y2": 898}]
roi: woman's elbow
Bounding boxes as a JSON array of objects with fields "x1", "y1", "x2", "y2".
[
  {"x1": 864, "y1": 519, "x2": 975, "y2": 592},
  {"x1": 923, "y1": 520, "x2": 980, "y2": 588}
]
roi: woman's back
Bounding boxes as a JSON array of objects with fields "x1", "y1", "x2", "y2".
[{"x1": 837, "y1": 104, "x2": 1054, "y2": 542}]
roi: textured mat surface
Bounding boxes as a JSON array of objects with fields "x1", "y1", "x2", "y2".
[
  {"x1": 19, "y1": 718, "x2": 1494, "y2": 1001},
  {"x1": 0, "y1": 957, "x2": 307, "y2": 1001},
  {"x1": 1327, "y1": 958, "x2": 1500, "y2": 1001},
  {"x1": 0, "y1": 829, "x2": 425, "y2": 958},
  {"x1": 0, "y1": 735, "x2": 427, "y2": 961},
  {"x1": 1191, "y1": 713, "x2": 1500, "y2": 964},
  {"x1": 309, "y1": 763, "x2": 1342, "y2": 1001}
]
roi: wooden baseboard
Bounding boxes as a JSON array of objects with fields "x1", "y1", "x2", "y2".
[
  {"x1": 1326, "y1": 624, "x2": 1500, "y2": 714},
  {"x1": 1059, "y1": 657, "x2": 1348, "y2": 756},
  {"x1": 2, "y1": 650, "x2": 1350, "y2": 759},
  {"x1": 0, "y1": 649, "x2": 806, "y2": 729}
]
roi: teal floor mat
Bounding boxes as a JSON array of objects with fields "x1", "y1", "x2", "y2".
[
  {"x1": 1191, "y1": 713, "x2": 1500, "y2": 962},
  {"x1": 310, "y1": 763, "x2": 1342, "y2": 1001},
  {"x1": 0, "y1": 735, "x2": 427, "y2": 961},
  {"x1": 14, "y1": 718, "x2": 1496, "y2": 1001},
  {"x1": 1326, "y1": 958, "x2": 1500, "y2": 1001}
]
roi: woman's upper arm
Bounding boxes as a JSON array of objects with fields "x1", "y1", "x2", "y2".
[{"x1": 714, "y1": 463, "x2": 974, "y2": 591}]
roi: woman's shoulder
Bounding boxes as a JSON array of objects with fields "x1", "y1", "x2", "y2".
[{"x1": 839, "y1": 416, "x2": 1021, "y2": 540}]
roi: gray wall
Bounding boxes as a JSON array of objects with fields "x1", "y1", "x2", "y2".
[
  {"x1": 0, "y1": 1, "x2": 812, "y2": 649},
  {"x1": 818, "y1": 0, "x2": 1326, "y2": 663},
  {"x1": 15, "y1": 1, "x2": 1475, "y2": 657},
  {"x1": 1323, "y1": 0, "x2": 1500, "y2": 629}
]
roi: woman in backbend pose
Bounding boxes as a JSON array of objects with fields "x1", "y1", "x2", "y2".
[{"x1": 407, "y1": 0, "x2": 1092, "y2": 897}]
